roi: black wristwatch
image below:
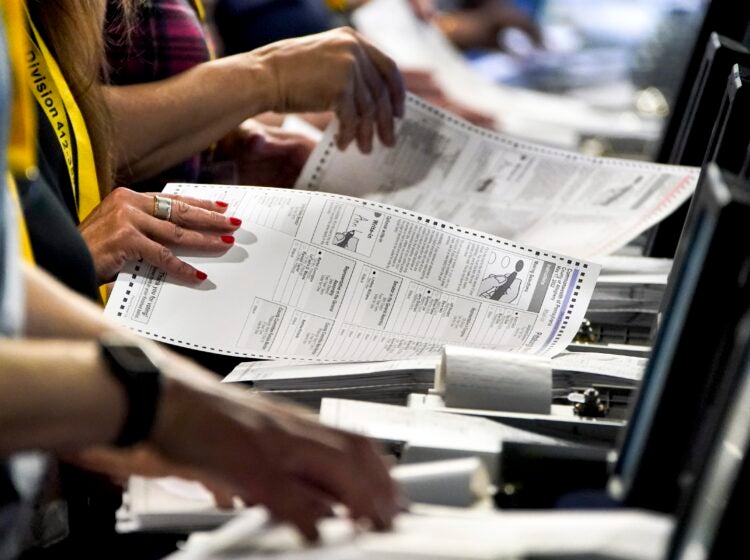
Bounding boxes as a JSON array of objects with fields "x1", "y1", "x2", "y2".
[{"x1": 99, "y1": 333, "x2": 163, "y2": 447}]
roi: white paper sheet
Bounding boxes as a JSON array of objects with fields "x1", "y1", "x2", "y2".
[
  {"x1": 117, "y1": 476, "x2": 238, "y2": 533},
  {"x1": 352, "y1": 0, "x2": 663, "y2": 146},
  {"x1": 105, "y1": 185, "x2": 598, "y2": 361},
  {"x1": 167, "y1": 506, "x2": 672, "y2": 560},
  {"x1": 224, "y1": 358, "x2": 438, "y2": 383},
  {"x1": 437, "y1": 346, "x2": 551, "y2": 414},
  {"x1": 319, "y1": 399, "x2": 560, "y2": 453},
  {"x1": 552, "y1": 351, "x2": 646, "y2": 381},
  {"x1": 297, "y1": 95, "x2": 698, "y2": 258}
]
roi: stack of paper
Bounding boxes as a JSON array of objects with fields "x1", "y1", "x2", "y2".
[
  {"x1": 166, "y1": 505, "x2": 672, "y2": 560},
  {"x1": 551, "y1": 352, "x2": 645, "y2": 413},
  {"x1": 117, "y1": 477, "x2": 238, "y2": 533},
  {"x1": 223, "y1": 359, "x2": 438, "y2": 407},
  {"x1": 319, "y1": 398, "x2": 566, "y2": 479},
  {"x1": 586, "y1": 256, "x2": 671, "y2": 344}
]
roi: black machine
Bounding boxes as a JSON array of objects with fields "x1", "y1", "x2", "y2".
[
  {"x1": 656, "y1": 0, "x2": 750, "y2": 165},
  {"x1": 648, "y1": 37, "x2": 750, "y2": 258},
  {"x1": 649, "y1": 63, "x2": 750, "y2": 258},
  {"x1": 609, "y1": 164, "x2": 750, "y2": 513},
  {"x1": 665, "y1": 308, "x2": 750, "y2": 560}
]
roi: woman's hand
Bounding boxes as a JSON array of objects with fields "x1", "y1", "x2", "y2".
[
  {"x1": 78, "y1": 188, "x2": 242, "y2": 284},
  {"x1": 255, "y1": 27, "x2": 405, "y2": 153}
]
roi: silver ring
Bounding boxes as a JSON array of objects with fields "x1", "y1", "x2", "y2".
[{"x1": 153, "y1": 195, "x2": 173, "y2": 221}]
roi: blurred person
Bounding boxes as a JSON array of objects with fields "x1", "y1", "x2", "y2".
[{"x1": 215, "y1": 0, "x2": 541, "y2": 53}]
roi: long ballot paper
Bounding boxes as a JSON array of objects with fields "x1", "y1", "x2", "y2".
[
  {"x1": 297, "y1": 95, "x2": 699, "y2": 257},
  {"x1": 105, "y1": 185, "x2": 598, "y2": 360}
]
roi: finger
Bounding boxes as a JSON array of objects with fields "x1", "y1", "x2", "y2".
[
  {"x1": 346, "y1": 435, "x2": 399, "y2": 528},
  {"x1": 251, "y1": 479, "x2": 333, "y2": 542},
  {"x1": 336, "y1": 81, "x2": 359, "y2": 151},
  {"x1": 136, "y1": 213, "x2": 235, "y2": 253},
  {"x1": 163, "y1": 198, "x2": 241, "y2": 233},
  {"x1": 288, "y1": 435, "x2": 392, "y2": 530},
  {"x1": 203, "y1": 480, "x2": 236, "y2": 510},
  {"x1": 351, "y1": 66, "x2": 376, "y2": 153},
  {"x1": 358, "y1": 36, "x2": 406, "y2": 118},
  {"x1": 154, "y1": 193, "x2": 232, "y2": 214},
  {"x1": 138, "y1": 236, "x2": 208, "y2": 283},
  {"x1": 353, "y1": 47, "x2": 396, "y2": 147}
]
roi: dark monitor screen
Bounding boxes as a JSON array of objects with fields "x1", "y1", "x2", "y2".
[
  {"x1": 609, "y1": 164, "x2": 750, "y2": 513},
  {"x1": 668, "y1": 313, "x2": 750, "y2": 560}
]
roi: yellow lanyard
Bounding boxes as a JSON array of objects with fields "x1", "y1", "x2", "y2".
[
  {"x1": 191, "y1": 0, "x2": 206, "y2": 22},
  {"x1": 24, "y1": 9, "x2": 101, "y2": 223}
]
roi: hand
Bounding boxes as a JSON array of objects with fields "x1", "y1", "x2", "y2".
[
  {"x1": 78, "y1": 188, "x2": 241, "y2": 284},
  {"x1": 70, "y1": 354, "x2": 400, "y2": 541},
  {"x1": 217, "y1": 120, "x2": 315, "y2": 188},
  {"x1": 402, "y1": 69, "x2": 497, "y2": 129},
  {"x1": 436, "y1": 0, "x2": 543, "y2": 51},
  {"x1": 408, "y1": 0, "x2": 436, "y2": 20},
  {"x1": 255, "y1": 27, "x2": 405, "y2": 153}
]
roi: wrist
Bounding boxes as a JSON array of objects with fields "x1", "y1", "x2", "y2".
[
  {"x1": 99, "y1": 333, "x2": 163, "y2": 447},
  {"x1": 230, "y1": 51, "x2": 281, "y2": 117}
]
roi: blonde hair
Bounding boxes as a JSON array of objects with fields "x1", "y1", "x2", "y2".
[{"x1": 27, "y1": 0, "x2": 143, "y2": 197}]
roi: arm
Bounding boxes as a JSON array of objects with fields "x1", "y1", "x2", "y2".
[
  {"x1": 8, "y1": 264, "x2": 399, "y2": 539},
  {"x1": 107, "y1": 28, "x2": 404, "y2": 182},
  {"x1": 0, "y1": 338, "x2": 125, "y2": 453}
]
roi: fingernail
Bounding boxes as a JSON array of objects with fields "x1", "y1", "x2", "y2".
[
  {"x1": 229, "y1": 217, "x2": 242, "y2": 226},
  {"x1": 221, "y1": 235, "x2": 235, "y2": 244},
  {"x1": 196, "y1": 270, "x2": 208, "y2": 281},
  {"x1": 215, "y1": 200, "x2": 229, "y2": 208}
]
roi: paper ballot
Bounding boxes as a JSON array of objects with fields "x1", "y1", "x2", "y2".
[
  {"x1": 106, "y1": 185, "x2": 598, "y2": 361},
  {"x1": 352, "y1": 0, "x2": 663, "y2": 146},
  {"x1": 297, "y1": 95, "x2": 699, "y2": 258}
]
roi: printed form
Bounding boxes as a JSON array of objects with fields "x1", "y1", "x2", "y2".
[
  {"x1": 297, "y1": 95, "x2": 699, "y2": 258},
  {"x1": 105, "y1": 185, "x2": 599, "y2": 361}
]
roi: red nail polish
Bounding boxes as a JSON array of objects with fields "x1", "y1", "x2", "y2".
[
  {"x1": 196, "y1": 271, "x2": 208, "y2": 281},
  {"x1": 229, "y1": 217, "x2": 242, "y2": 226},
  {"x1": 215, "y1": 201, "x2": 229, "y2": 208},
  {"x1": 221, "y1": 235, "x2": 235, "y2": 244}
]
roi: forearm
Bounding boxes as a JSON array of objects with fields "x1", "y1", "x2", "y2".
[
  {"x1": 105, "y1": 53, "x2": 276, "y2": 182},
  {"x1": 0, "y1": 339, "x2": 125, "y2": 454},
  {"x1": 23, "y1": 263, "x2": 115, "y2": 339},
  {"x1": 23, "y1": 264, "x2": 220, "y2": 387}
]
